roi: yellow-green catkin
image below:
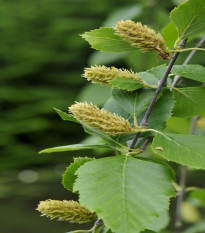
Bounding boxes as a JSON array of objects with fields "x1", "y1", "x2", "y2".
[
  {"x1": 115, "y1": 20, "x2": 171, "y2": 60},
  {"x1": 36, "y1": 200, "x2": 97, "y2": 223},
  {"x1": 69, "y1": 102, "x2": 137, "y2": 136},
  {"x1": 83, "y1": 65, "x2": 143, "y2": 86}
]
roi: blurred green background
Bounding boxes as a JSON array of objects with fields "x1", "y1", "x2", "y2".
[{"x1": 0, "y1": 0, "x2": 204, "y2": 232}]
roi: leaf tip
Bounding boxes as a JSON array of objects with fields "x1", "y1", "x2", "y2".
[{"x1": 38, "y1": 149, "x2": 49, "y2": 154}]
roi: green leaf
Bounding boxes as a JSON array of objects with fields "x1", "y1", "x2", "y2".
[
  {"x1": 170, "y1": 0, "x2": 205, "y2": 42},
  {"x1": 63, "y1": 157, "x2": 94, "y2": 192},
  {"x1": 138, "y1": 72, "x2": 159, "y2": 86},
  {"x1": 147, "y1": 65, "x2": 167, "y2": 81},
  {"x1": 112, "y1": 89, "x2": 155, "y2": 117},
  {"x1": 173, "y1": 87, "x2": 205, "y2": 117},
  {"x1": 191, "y1": 189, "x2": 205, "y2": 206},
  {"x1": 54, "y1": 108, "x2": 77, "y2": 123},
  {"x1": 39, "y1": 143, "x2": 112, "y2": 154},
  {"x1": 171, "y1": 65, "x2": 205, "y2": 83},
  {"x1": 74, "y1": 155, "x2": 175, "y2": 233},
  {"x1": 109, "y1": 78, "x2": 144, "y2": 91},
  {"x1": 147, "y1": 210, "x2": 170, "y2": 232},
  {"x1": 146, "y1": 65, "x2": 172, "y2": 86},
  {"x1": 104, "y1": 97, "x2": 129, "y2": 119},
  {"x1": 147, "y1": 90, "x2": 174, "y2": 131},
  {"x1": 161, "y1": 22, "x2": 178, "y2": 49},
  {"x1": 152, "y1": 132, "x2": 205, "y2": 169},
  {"x1": 81, "y1": 27, "x2": 135, "y2": 53}
]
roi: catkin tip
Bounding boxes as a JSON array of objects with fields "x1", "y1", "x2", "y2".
[{"x1": 115, "y1": 20, "x2": 171, "y2": 60}]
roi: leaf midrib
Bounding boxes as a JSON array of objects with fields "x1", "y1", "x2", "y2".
[{"x1": 121, "y1": 156, "x2": 129, "y2": 232}]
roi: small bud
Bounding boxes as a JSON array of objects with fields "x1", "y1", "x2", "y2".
[
  {"x1": 116, "y1": 20, "x2": 171, "y2": 60},
  {"x1": 36, "y1": 199, "x2": 97, "y2": 223},
  {"x1": 83, "y1": 65, "x2": 143, "y2": 86},
  {"x1": 69, "y1": 102, "x2": 137, "y2": 136}
]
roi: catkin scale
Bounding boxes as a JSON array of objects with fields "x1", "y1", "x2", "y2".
[
  {"x1": 37, "y1": 200, "x2": 97, "y2": 223},
  {"x1": 115, "y1": 20, "x2": 171, "y2": 60},
  {"x1": 69, "y1": 102, "x2": 137, "y2": 136}
]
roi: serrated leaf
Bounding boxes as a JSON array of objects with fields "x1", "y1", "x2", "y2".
[
  {"x1": 171, "y1": 65, "x2": 205, "y2": 83},
  {"x1": 54, "y1": 108, "x2": 77, "y2": 123},
  {"x1": 112, "y1": 89, "x2": 155, "y2": 117},
  {"x1": 146, "y1": 65, "x2": 172, "y2": 86},
  {"x1": 138, "y1": 72, "x2": 158, "y2": 86},
  {"x1": 81, "y1": 27, "x2": 135, "y2": 53},
  {"x1": 74, "y1": 155, "x2": 175, "y2": 233},
  {"x1": 63, "y1": 157, "x2": 94, "y2": 192},
  {"x1": 173, "y1": 87, "x2": 205, "y2": 117},
  {"x1": 147, "y1": 209, "x2": 170, "y2": 232},
  {"x1": 152, "y1": 132, "x2": 205, "y2": 169},
  {"x1": 147, "y1": 90, "x2": 174, "y2": 131},
  {"x1": 147, "y1": 65, "x2": 167, "y2": 81},
  {"x1": 39, "y1": 143, "x2": 112, "y2": 154},
  {"x1": 109, "y1": 78, "x2": 144, "y2": 91},
  {"x1": 170, "y1": 0, "x2": 205, "y2": 42}
]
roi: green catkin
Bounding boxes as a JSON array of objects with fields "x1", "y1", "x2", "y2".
[
  {"x1": 83, "y1": 65, "x2": 143, "y2": 86},
  {"x1": 69, "y1": 102, "x2": 138, "y2": 136},
  {"x1": 115, "y1": 20, "x2": 171, "y2": 60},
  {"x1": 37, "y1": 200, "x2": 97, "y2": 223}
]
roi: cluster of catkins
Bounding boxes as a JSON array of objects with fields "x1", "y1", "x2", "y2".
[{"x1": 37, "y1": 20, "x2": 169, "y2": 224}]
